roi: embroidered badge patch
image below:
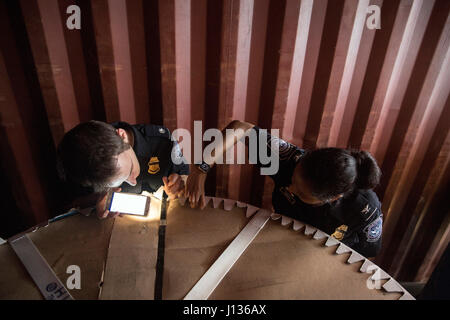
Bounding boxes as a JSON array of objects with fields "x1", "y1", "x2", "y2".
[
  {"x1": 148, "y1": 157, "x2": 160, "y2": 174},
  {"x1": 331, "y1": 225, "x2": 348, "y2": 241},
  {"x1": 171, "y1": 142, "x2": 185, "y2": 165},
  {"x1": 268, "y1": 136, "x2": 295, "y2": 160},
  {"x1": 364, "y1": 216, "x2": 382, "y2": 242},
  {"x1": 269, "y1": 136, "x2": 288, "y2": 152}
]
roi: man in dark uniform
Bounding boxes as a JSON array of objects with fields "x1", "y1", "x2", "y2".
[
  {"x1": 186, "y1": 120, "x2": 383, "y2": 258},
  {"x1": 57, "y1": 120, "x2": 189, "y2": 218},
  {"x1": 110, "y1": 121, "x2": 189, "y2": 194}
]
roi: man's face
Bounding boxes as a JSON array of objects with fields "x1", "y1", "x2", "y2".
[{"x1": 107, "y1": 147, "x2": 141, "y2": 188}]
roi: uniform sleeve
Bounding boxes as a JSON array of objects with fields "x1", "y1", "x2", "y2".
[
  {"x1": 251, "y1": 126, "x2": 304, "y2": 182},
  {"x1": 342, "y1": 191, "x2": 383, "y2": 258}
]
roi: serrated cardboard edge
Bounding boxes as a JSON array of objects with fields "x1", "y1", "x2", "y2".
[
  {"x1": 177, "y1": 196, "x2": 415, "y2": 300},
  {"x1": 212, "y1": 197, "x2": 223, "y2": 208},
  {"x1": 223, "y1": 199, "x2": 236, "y2": 211},
  {"x1": 269, "y1": 212, "x2": 415, "y2": 300}
]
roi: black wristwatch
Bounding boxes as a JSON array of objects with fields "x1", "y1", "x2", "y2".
[{"x1": 196, "y1": 161, "x2": 211, "y2": 174}]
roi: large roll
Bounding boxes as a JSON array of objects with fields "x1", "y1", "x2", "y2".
[{"x1": 0, "y1": 197, "x2": 413, "y2": 300}]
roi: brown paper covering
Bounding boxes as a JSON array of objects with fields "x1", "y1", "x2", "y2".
[
  {"x1": 0, "y1": 214, "x2": 114, "y2": 299},
  {"x1": 99, "y1": 215, "x2": 160, "y2": 299},
  {"x1": 0, "y1": 198, "x2": 405, "y2": 299}
]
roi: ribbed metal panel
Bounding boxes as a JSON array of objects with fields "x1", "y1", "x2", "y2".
[{"x1": 0, "y1": 0, "x2": 448, "y2": 282}]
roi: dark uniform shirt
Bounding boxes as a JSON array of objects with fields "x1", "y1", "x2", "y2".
[
  {"x1": 111, "y1": 122, "x2": 189, "y2": 194},
  {"x1": 252, "y1": 126, "x2": 383, "y2": 258}
]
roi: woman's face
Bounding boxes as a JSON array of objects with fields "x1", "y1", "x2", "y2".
[{"x1": 288, "y1": 163, "x2": 342, "y2": 206}]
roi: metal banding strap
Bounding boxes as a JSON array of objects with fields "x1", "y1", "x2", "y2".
[
  {"x1": 154, "y1": 195, "x2": 168, "y2": 300},
  {"x1": 48, "y1": 208, "x2": 80, "y2": 223},
  {"x1": 9, "y1": 234, "x2": 74, "y2": 300},
  {"x1": 184, "y1": 209, "x2": 272, "y2": 300}
]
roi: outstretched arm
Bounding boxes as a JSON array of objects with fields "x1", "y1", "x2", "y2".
[{"x1": 185, "y1": 120, "x2": 255, "y2": 208}]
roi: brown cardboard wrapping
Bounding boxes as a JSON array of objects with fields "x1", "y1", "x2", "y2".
[
  {"x1": 0, "y1": 197, "x2": 411, "y2": 300},
  {"x1": 0, "y1": 214, "x2": 114, "y2": 299}
]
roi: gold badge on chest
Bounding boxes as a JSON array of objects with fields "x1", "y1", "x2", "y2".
[
  {"x1": 148, "y1": 157, "x2": 160, "y2": 174},
  {"x1": 331, "y1": 224, "x2": 348, "y2": 241}
]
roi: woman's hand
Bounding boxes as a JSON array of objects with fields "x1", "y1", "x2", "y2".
[
  {"x1": 96, "y1": 187, "x2": 122, "y2": 219},
  {"x1": 163, "y1": 173, "x2": 185, "y2": 199},
  {"x1": 185, "y1": 167, "x2": 207, "y2": 209}
]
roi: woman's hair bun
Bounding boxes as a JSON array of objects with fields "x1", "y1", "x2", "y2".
[{"x1": 350, "y1": 150, "x2": 381, "y2": 189}]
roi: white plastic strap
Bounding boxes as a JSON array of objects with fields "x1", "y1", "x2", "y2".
[
  {"x1": 184, "y1": 209, "x2": 271, "y2": 300},
  {"x1": 9, "y1": 235, "x2": 73, "y2": 300}
]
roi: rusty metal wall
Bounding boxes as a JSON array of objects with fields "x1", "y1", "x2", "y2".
[{"x1": 0, "y1": 0, "x2": 449, "y2": 282}]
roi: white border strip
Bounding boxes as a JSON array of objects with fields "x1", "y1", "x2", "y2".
[
  {"x1": 184, "y1": 209, "x2": 271, "y2": 300},
  {"x1": 177, "y1": 197, "x2": 415, "y2": 300},
  {"x1": 9, "y1": 235, "x2": 73, "y2": 300}
]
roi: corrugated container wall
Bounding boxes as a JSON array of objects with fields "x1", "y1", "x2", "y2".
[{"x1": 0, "y1": 0, "x2": 449, "y2": 282}]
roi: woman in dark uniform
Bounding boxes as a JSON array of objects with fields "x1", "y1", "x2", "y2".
[{"x1": 186, "y1": 120, "x2": 383, "y2": 257}]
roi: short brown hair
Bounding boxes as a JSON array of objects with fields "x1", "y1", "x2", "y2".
[{"x1": 56, "y1": 120, "x2": 131, "y2": 192}]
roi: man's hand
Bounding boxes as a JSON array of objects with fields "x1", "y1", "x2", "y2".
[
  {"x1": 163, "y1": 173, "x2": 185, "y2": 199},
  {"x1": 185, "y1": 167, "x2": 207, "y2": 209},
  {"x1": 96, "y1": 187, "x2": 122, "y2": 219}
]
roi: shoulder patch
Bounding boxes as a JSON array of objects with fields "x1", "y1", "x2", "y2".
[
  {"x1": 364, "y1": 216, "x2": 382, "y2": 242},
  {"x1": 268, "y1": 136, "x2": 298, "y2": 160},
  {"x1": 171, "y1": 141, "x2": 186, "y2": 165}
]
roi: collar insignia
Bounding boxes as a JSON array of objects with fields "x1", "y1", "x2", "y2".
[{"x1": 361, "y1": 204, "x2": 370, "y2": 215}]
